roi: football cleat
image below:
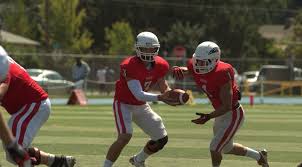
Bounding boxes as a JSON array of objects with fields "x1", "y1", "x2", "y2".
[
  {"x1": 50, "y1": 155, "x2": 76, "y2": 167},
  {"x1": 257, "y1": 149, "x2": 269, "y2": 167},
  {"x1": 129, "y1": 156, "x2": 145, "y2": 167}
]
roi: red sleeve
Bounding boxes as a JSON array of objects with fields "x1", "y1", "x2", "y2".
[
  {"x1": 120, "y1": 61, "x2": 140, "y2": 80},
  {"x1": 158, "y1": 59, "x2": 169, "y2": 78},
  {"x1": 218, "y1": 67, "x2": 233, "y2": 85},
  {"x1": 186, "y1": 59, "x2": 194, "y2": 74}
]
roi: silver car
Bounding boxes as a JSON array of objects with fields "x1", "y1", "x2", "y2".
[{"x1": 27, "y1": 69, "x2": 74, "y2": 94}]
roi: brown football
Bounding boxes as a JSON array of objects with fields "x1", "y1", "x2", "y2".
[{"x1": 167, "y1": 89, "x2": 190, "y2": 105}]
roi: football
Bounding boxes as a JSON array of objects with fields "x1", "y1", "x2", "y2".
[{"x1": 167, "y1": 89, "x2": 190, "y2": 105}]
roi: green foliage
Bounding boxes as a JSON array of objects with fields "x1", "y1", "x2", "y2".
[
  {"x1": 163, "y1": 21, "x2": 205, "y2": 57},
  {"x1": 39, "y1": 0, "x2": 93, "y2": 53},
  {"x1": 1, "y1": 0, "x2": 32, "y2": 38},
  {"x1": 105, "y1": 21, "x2": 135, "y2": 55},
  {"x1": 1, "y1": 43, "x2": 41, "y2": 68},
  {"x1": 288, "y1": 10, "x2": 302, "y2": 58}
]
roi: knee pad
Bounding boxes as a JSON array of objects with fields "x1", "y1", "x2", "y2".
[
  {"x1": 27, "y1": 147, "x2": 41, "y2": 165},
  {"x1": 146, "y1": 136, "x2": 168, "y2": 153}
]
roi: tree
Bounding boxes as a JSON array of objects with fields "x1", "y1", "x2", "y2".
[
  {"x1": 163, "y1": 21, "x2": 205, "y2": 57},
  {"x1": 1, "y1": 0, "x2": 32, "y2": 38},
  {"x1": 39, "y1": 0, "x2": 93, "y2": 53},
  {"x1": 105, "y1": 21, "x2": 134, "y2": 55},
  {"x1": 290, "y1": 10, "x2": 302, "y2": 58}
]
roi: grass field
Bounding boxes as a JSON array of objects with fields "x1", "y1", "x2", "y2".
[{"x1": 1, "y1": 104, "x2": 302, "y2": 167}]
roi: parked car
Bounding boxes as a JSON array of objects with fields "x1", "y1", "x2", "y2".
[
  {"x1": 242, "y1": 71, "x2": 259, "y2": 92},
  {"x1": 252, "y1": 65, "x2": 302, "y2": 94},
  {"x1": 233, "y1": 67, "x2": 243, "y2": 87},
  {"x1": 257, "y1": 65, "x2": 302, "y2": 81},
  {"x1": 243, "y1": 71, "x2": 259, "y2": 83},
  {"x1": 27, "y1": 69, "x2": 74, "y2": 94}
]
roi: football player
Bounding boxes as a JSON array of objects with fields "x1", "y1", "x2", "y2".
[
  {"x1": 0, "y1": 54, "x2": 31, "y2": 167},
  {"x1": 0, "y1": 45, "x2": 75, "y2": 167},
  {"x1": 172, "y1": 41, "x2": 269, "y2": 167},
  {"x1": 103, "y1": 32, "x2": 174, "y2": 167}
]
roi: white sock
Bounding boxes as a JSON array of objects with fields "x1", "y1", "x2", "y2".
[
  {"x1": 47, "y1": 154, "x2": 55, "y2": 166},
  {"x1": 245, "y1": 147, "x2": 261, "y2": 161},
  {"x1": 135, "y1": 149, "x2": 149, "y2": 162},
  {"x1": 103, "y1": 159, "x2": 114, "y2": 167}
]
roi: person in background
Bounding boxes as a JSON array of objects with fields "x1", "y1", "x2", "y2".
[
  {"x1": 72, "y1": 57, "x2": 90, "y2": 90},
  {"x1": 105, "y1": 66, "x2": 115, "y2": 95},
  {"x1": 96, "y1": 67, "x2": 107, "y2": 94}
]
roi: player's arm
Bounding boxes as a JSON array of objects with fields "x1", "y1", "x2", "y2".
[
  {"x1": 126, "y1": 77, "x2": 171, "y2": 103},
  {"x1": 0, "y1": 112, "x2": 30, "y2": 164},
  {"x1": 0, "y1": 82, "x2": 9, "y2": 102},
  {"x1": 157, "y1": 77, "x2": 171, "y2": 93},
  {"x1": 172, "y1": 66, "x2": 190, "y2": 80},
  {"x1": 0, "y1": 111, "x2": 14, "y2": 145},
  {"x1": 192, "y1": 81, "x2": 232, "y2": 124},
  {"x1": 0, "y1": 84, "x2": 31, "y2": 166},
  {"x1": 126, "y1": 77, "x2": 160, "y2": 102},
  {"x1": 208, "y1": 81, "x2": 233, "y2": 118}
]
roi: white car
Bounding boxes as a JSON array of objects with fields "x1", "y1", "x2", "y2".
[
  {"x1": 243, "y1": 71, "x2": 259, "y2": 84},
  {"x1": 233, "y1": 67, "x2": 243, "y2": 85},
  {"x1": 27, "y1": 69, "x2": 74, "y2": 94},
  {"x1": 242, "y1": 71, "x2": 259, "y2": 92}
]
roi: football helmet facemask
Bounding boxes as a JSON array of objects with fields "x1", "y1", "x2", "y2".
[
  {"x1": 135, "y1": 32, "x2": 160, "y2": 62},
  {"x1": 192, "y1": 41, "x2": 221, "y2": 74}
]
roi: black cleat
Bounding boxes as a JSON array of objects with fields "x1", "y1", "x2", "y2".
[{"x1": 50, "y1": 155, "x2": 76, "y2": 167}]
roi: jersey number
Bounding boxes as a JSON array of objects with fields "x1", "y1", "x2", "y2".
[{"x1": 144, "y1": 81, "x2": 152, "y2": 90}]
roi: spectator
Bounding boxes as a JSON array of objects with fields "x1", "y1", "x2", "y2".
[
  {"x1": 96, "y1": 67, "x2": 107, "y2": 94},
  {"x1": 105, "y1": 67, "x2": 115, "y2": 95},
  {"x1": 72, "y1": 57, "x2": 90, "y2": 90}
]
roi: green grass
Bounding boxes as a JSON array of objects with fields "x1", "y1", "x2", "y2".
[{"x1": 1, "y1": 104, "x2": 302, "y2": 167}]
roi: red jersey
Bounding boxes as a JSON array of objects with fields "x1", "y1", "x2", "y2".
[
  {"x1": 1, "y1": 57, "x2": 48, "y2": 114},
  {"x1": 115, "y1": 56, "x2": 169, "y2": 105},
  {"x1": 187, "y1": 60, "x2": 239, "y2": 110}
]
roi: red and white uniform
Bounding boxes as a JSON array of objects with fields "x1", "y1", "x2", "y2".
[
  {"x1": 113, "y1": 56, "x2": 169, "y2": 140},
  {"x1": 187, "y1": 60, "x2": 245, "y2": 153},
  {"x1": 1, "y1": 57, "x2": 50, "y2": 149}
]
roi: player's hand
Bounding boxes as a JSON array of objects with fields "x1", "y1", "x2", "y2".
[
  {"x1": 172, "y1": 66, "x2": 184, "y2": 80},
  {"x1": 6, "y1": 140, "x2": 31, "y2": 167},
  {"x1": 191, "y1": 113, "x2": 211, "y2": 124}
]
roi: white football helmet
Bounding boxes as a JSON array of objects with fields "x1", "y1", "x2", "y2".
[
  {"x1": 192, "y1": 41, "x2": 221, "y2": 74},
  {"x1": 135, "y1": 31, "x2": 160, "y2": 62},
  {"x1": 0, "y1": 46, "x2": 9, "y2": 82}
]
